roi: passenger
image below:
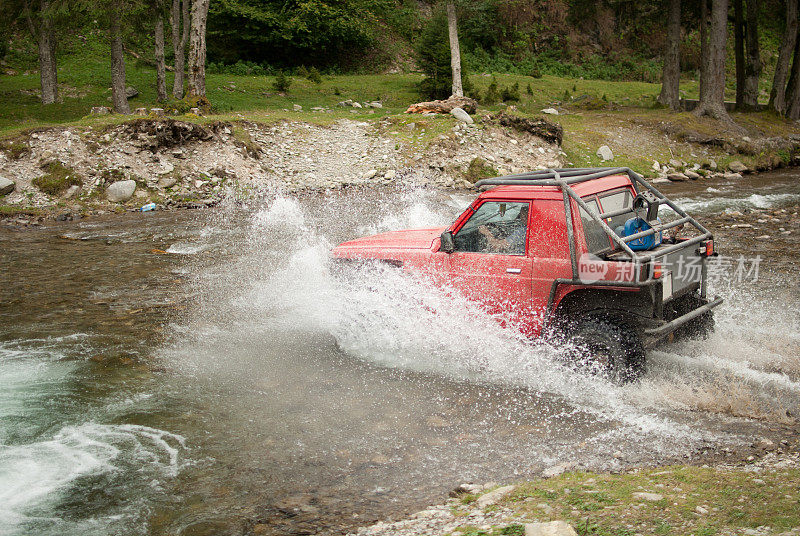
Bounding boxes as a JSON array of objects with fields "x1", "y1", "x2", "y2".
[{"x1": 478, "y1": 205, "x2": 528, "y2": 254}]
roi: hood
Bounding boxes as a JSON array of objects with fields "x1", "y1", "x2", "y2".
[{"x1": 334, "y1": 227, "x2": 446, "y2": 252}]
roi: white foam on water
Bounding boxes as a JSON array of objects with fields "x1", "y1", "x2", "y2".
[
  {"x1": 673, "y1": 192, "x2": 800, "y2": 213},
  {"x1": 0, "y1": 423, "x2": 185, "y2": 535},
  {"x1": 0, "y1": 340, "x2": 186, "y2": 536}
]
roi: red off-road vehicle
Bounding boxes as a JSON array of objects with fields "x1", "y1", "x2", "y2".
[{"x1": 332, "y1": 168, "x2": 722, "y2": 382}]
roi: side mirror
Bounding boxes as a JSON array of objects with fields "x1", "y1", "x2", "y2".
[{"x1": 440, "y1": 231, "x2": 455, "y2": 253}]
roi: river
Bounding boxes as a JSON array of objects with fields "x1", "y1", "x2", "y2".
[{"x1": 1, "y1": 170, "x2": 799, "y2": 535}]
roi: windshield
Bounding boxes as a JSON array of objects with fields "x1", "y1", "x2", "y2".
[{"x1": 454, "y1": 201, "x2": 529, "y2": 255}]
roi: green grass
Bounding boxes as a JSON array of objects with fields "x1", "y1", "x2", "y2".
[
  {"x1": 2, "y1": 31, "x2": 799, "y2": 180},
  {"x1": 492, "y1": 466, "x2": 800, "y2": 536}
]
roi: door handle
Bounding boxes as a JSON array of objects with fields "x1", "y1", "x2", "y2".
[{"x1": 506, "y1": 268, "x2": 522, "y2": 274}]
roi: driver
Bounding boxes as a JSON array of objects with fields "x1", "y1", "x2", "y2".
[{"x1": 478, "y1": 205, "x2": 528, "y2": 254}]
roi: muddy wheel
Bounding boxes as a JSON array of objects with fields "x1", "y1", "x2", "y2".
[{"x1": 565, "y1": 316, "x2": 645, "y2": 384}]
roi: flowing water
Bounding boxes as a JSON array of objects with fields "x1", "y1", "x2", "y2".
[{"x1": 1, "y1": 171, "x2": 799, "y2": 536}]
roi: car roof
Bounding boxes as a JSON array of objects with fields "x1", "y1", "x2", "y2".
[{"x1": 478, "y1": 174, "x2": 633, "y2": 201}]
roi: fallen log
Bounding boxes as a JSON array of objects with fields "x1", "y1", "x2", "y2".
[
  {"x1": 494, "y1": 111, "x2": 563, "y2": 145},
  {"x1": 406, "y1": 96, "x2": 477, "y2": 115}
]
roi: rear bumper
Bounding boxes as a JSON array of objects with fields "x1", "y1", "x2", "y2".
[{"x1": 644, "y1": 296, "x2": 723, "y2": 340}]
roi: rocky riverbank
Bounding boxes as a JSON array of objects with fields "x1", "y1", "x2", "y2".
[
  {"x1": 0, "y1": 115, "x2": 562, "y2": 219},
  {"x1": 1, "y1": 111, "x2": 799, "y2": 224},
  {"x1": 345, "y1": 447, "x2": 800, "y2": 536}
]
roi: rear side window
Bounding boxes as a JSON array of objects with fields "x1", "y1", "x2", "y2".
[
  {"x1": 599, "y1": 190, "x2": 634, "y2": 234},
  {"x1": 579, "y1": 198, "x2": 609, "y2": 254}
]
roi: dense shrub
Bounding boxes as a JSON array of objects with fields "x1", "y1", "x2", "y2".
[{"x1": 272, "y1": 71, "x2": 291, "y2": 93}]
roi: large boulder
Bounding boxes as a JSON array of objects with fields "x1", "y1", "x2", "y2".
[
  {"x1": 596, "y1": 145, "x2": 614, "y2": 161},
  {"x1": 406, "y1": 95, "x2": 478, "y2": 115},
  {"x1": 450, "y1": 107, "x2": 474, "y2": 124},
  {"x1": 106, "y1": 180, "x2": 136, "y2": 202},
  {"x1": 0, "y1": 176, "x2": 15, "y2": 196}
]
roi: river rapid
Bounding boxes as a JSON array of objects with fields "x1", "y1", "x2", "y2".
[{"x1": 1, "y1": 170, "x2": 799, "y2": 536}]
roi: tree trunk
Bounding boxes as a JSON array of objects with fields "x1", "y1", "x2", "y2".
[
  {"x1": 699, "y1": 0, "x2": 708, "y2": 98},
  {"x1": 171, "y1": 0, "x2": 188, "y2": 99},
  {"x1": 187, "y1": 0, "x2": 210, "y2": 97},
  {"x1": 446, "y1": 2, "x2": 463, "y2": 98},
  {"x1": 110, "y1": 0, "x2": 130, "y2": 114},
  {"x1": 24, "y1": 0, "x2": 58, "y2": 104},
  {"x1": 657, "y1": 0, "x2": 681, "y2": 110},
  {"x1": 786, "y1": 33, "x2": 800, "y2": 119},
  {"x1": 733, "y1": 0, "x2": 745, "y2": 108},
  {"x1": 694, "y1": 0, "x2": 730, "y2": 120},
  {"x1": 38, "y1": 0, "x2": 58, "y2": 105},
  {"x1": 769, "y1": 0, "x2": 797, "y2": 114},
  {"x1": 742, "y1": 0, "x2": 761, "y2": 109},
  {"x1": 155, "y1": 15, "x2": 167, "y2": 101}
]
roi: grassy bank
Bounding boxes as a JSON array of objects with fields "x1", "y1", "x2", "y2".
[{"x1": 454, "y1": 464, "x2": 800, "y2": 536}]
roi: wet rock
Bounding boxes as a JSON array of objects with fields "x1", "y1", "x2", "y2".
[
  {"x1": 0, "y1": 176, "x2": 15, "y2": 196},
  {"x1": 450, "y1": 107, "x2": 474, "y2": 124},
  {"x1": 90, "y1": 106, "x2": 111, "y2": 115},
  {"x1": 632, "y1": 492, "x2": 663, "y2": 502},
  {"x1": 105, "y1": 180, "x2": 136, "y2": 202},
  {"x1": 476, "y1": 485, "x2": 515, "y2": 507},
  {"x1": 728, "y1": 160, "x2": 748, "y2": 173},
  {"x1": 541, "y1": 108, "x2": 559, "y2": 115},
  {"x1": 667, "y1": 172, "x2": 689, "y2": 182},
  {"x1": 723, "y1": 172, "x2": 744, "y2": 180},
  {"x1": 524, "y1": 521, "x2": 578, "y2": 536},
  {"x1": 596, "y1": 145, "x2": 613, "y2": 161}
]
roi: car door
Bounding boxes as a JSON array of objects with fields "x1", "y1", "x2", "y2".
[{"x1": 447, "y1": 200, "x2": 535, "y2": 333}]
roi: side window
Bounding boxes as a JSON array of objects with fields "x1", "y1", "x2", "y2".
[
  {"x1": 454, "y1": 201, "x2": 529, "y2": 255},
  {"x1": 579, "y1": 198, "x2": 610, "y2": 255}
]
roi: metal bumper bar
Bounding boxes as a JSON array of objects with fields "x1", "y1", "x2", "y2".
[{"x1": 643, "y1": 296, "x2": 723, "y2": 338}]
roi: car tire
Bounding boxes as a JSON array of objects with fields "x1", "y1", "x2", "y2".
[{"x1": 564, "y1": 315, "x2": 646, "y2": 384}]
